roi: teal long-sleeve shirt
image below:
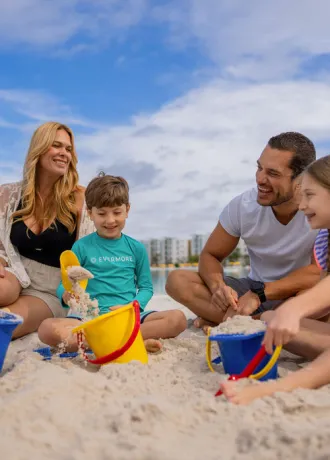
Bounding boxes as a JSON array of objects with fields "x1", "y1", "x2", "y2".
[{"x1": 56, "y1": 232, "x2": 153, "y2": 315}]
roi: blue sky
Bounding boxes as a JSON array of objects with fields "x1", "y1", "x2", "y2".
[{"x1": 1, "y1": 1, "x2": 330, "y2": 239}]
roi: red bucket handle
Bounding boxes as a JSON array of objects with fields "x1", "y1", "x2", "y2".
[{"x1": 77, "y1": 300, "x2": 141, "y2": 365}]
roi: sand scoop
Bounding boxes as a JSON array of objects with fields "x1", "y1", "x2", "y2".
[{"x1": 60, "y1": 250, "x2": 94, "y2": 293}]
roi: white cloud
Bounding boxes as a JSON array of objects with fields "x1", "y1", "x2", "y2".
[
  {"x1": 74, "y1": 78, "x2": 330, "y2": 239},
  {"x1": 2, "y1": 2, "x2": 330, "y2": 241},
  {"x1": 0, "y1": 0, "x2": 147, "y2": 49},
  {"x1": 2, "y1": 80, "x2": 330, "y2": 240},
  {"x1": 1, "y1": 0, "x2": 329, "y2": 81},
  {"x1": 0, "y1": 89, "x2": 102, "y2": 129},
  {"x1": 153, "y1": 0, "x2": 330, "y2": 79}
]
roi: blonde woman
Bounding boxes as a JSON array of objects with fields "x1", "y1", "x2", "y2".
[{"x1": 0, "y1": 122, "x2": 94, "y2": 338}]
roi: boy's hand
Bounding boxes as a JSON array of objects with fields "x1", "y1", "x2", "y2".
[
  {"x1": 109, "y1": 305, "x2": 124, "y2": 311},
  {"x1": 62, "y1": 291, "x2": 74, "y2": 305}
]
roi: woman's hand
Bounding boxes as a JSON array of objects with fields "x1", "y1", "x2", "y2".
[
  {"x1": 263, "y1": 302, "x2": 302, "y2": 354},
  {"x1": 0, "y1": 257, "x2": 8, "y2": 279}
]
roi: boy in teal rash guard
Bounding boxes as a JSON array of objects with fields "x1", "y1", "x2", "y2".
[
  {"x1": 56, "y1": 232, "x2": 153, "y2": 318},
  {"x1": 38, "y1": 175, "x2": 187, "y2": 353}
]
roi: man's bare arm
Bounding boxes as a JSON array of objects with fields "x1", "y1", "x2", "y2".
[
  {"x1": 264, "y1": 255, "x2": 321, "y2": 301},
  {"x1": 198, "y1": 222, "x2": 239, "y2": 294}
]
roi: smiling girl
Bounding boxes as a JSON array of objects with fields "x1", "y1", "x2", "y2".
[{"x1": 221, "y1": 154, "x2": 330, "y2": 404}]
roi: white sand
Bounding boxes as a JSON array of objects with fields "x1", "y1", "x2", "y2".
[
  {"x1": 1, "y1": 295, "x2": 330, "y2": 460},
  {"x1": 210, "y1": 315, "x2": 266, "y2": 336}
]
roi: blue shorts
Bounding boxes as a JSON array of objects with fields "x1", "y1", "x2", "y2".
[
  {"x1": 140, "y1": 310, "x2": 155, "y2": 323},
  {"x1": 67, "y1": 310, "x2": 156, "y2": 323}
]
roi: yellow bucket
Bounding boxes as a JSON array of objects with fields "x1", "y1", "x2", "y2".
[{"x1": 72, "y1": 300, "x2": 148, "y2": 365}]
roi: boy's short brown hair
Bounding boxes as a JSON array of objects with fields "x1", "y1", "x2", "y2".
[{"x1": 85, "y1": 175, "x2": 129, "y2": 209}]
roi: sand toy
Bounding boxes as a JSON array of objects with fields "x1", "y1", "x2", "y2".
[
  {"x1": 72, "y1": 300, "x2": 148, "y2": 365},
  {"x1": 0, "y1": 310, "x2": 23, "y2": 372},
  {"x1": 60, "y1": 250, "x2": 93, "y2": 293},
  {"x1": 34, "y1": 346, "x2": 93, "y2": 360},
  {"x1": 60, "y1": 250, "x2": 148, "y2": 366},
  {"x1": 206, "y1": 329, "x2": 281, "y2": 397}
]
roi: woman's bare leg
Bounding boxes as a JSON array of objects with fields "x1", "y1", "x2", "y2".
[
  {"x1": 0, "y1": 271, "x2": 21, "y2": 306},
  {"x1": 6, "y1": 295, "x2": 54, "y2": 339}
]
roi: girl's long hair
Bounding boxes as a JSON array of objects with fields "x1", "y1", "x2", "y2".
[
  {"x1": 306, "y1": 155, "x2": 330, "y2": 273},
  {"x1": 12, "y1": 121, "x2": 80, "y2": 233}
]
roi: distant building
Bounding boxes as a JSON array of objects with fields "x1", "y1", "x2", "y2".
[
  {"x1": 141, "y1": 236, "x2": 200, "y2": 265},
  {"x1": 141, "y1": 240, "x2": 151, "y2": 263},
  {"x1": 191, "y1": 234, "x2": 210, "y2": 256},
  {"x1": 163, "y1": 238, "x2": 189, "y2": 264},
  {"x1": 150, "y1": 239, "x2": 164, "y2": 265},
  {"x1": 175, "y1": 239, "x2": 189, "y2": 264}
]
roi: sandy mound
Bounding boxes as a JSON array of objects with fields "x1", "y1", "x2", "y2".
[
  {"x1": 210, "y1": 315, "x2": 266, "y2": 336},
  {"x1": 1, "y1": 325, "x2": 330, "y2": 460}
]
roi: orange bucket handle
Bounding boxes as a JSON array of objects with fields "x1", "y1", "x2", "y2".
[{"x1": 77, "y1": 300, "x2": 141, "y2": 365}]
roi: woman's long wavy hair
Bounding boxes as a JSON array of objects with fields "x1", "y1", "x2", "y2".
[
  {"x1": 12, "y1": 121, "x2": 80, "y2": 233},
  {"x1": 306, "y1": 155, "x2": 330, "y2": 273}
]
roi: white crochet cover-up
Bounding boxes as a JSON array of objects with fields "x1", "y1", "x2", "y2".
[{"x1": 0, "y1": 181, "x2": 95, "y2": 288}]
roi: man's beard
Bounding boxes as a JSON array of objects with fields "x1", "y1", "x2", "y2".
[{"x1": 257, "y1": 191, "x2": 294, "y2": 207}]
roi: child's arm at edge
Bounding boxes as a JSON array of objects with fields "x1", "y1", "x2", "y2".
[{"x1": 134, "y1": 243, "x2": 153, "y2": 311}]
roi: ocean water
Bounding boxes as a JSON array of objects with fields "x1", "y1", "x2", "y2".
[{"x1": 151, "y1": 266, "x2": 250, "y2": 295}]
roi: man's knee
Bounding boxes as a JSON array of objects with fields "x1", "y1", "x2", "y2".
[
  {"x1": 166, "y1": 269, "x2": 204, "y2": 299},
  {"x1": 166, "y1": 270, "x2": 192, "y2": 300},
  {"x1": 166, "y1": 270, "x2": 183, "y2": 295}
]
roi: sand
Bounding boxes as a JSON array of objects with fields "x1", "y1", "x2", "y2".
[
  {"x1": 210, "y1": 315, "x2": 266, "y2": 336},
  {"x1": 1, "y1": 295, "x2": 330, "y2": 460},
  {"x1": 66, "y1": 266, "x2": 99, "y2": 320}
]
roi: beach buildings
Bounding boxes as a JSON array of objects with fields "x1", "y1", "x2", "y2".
[
  {"x1": 142, "y1": 238, "x2": 189, "y2": 265},
  {"x1": 191, "y1": 233, "x2": 210, "y2": 256},
  {"x1": 141, "y1": 234, "x2": 248, "y2": 266}
]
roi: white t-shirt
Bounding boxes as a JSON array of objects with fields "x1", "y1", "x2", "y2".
[{"x1": 219, "y1": 188, "x2": 318, "y2": 282}]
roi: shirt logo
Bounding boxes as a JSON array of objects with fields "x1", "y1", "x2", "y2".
[{"x1": 90, "y1": 256, "x2": 134, "y2": 263}]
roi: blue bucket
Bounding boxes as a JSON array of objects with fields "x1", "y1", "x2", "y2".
[
  {"x1": 0, "y1": 311, "x2": 23, "y2": 372},
  {"x1": 209, "y1": 331, "x2": 278, "y2": 381}
]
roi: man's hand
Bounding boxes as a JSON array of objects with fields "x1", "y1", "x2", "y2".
[
  {"x1": 0, "y1": 257, "x2": 8, "y2": 279},
  {"x1": 263, "y1": 302, "x2": 301, "y2": 354},
  {"x1": 211, "y1": 285, "x2": 239, "y2": 312},
  {"x1": 236, "y1": 290, "x2": 260, "y2": 316}
]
